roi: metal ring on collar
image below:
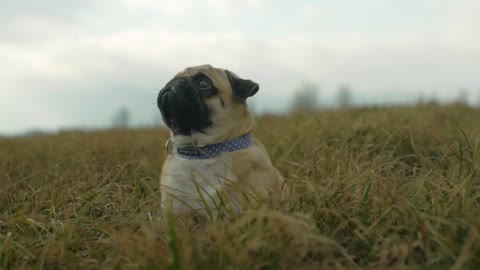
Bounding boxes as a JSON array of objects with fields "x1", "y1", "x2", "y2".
[{"x1": 165, "y1": 138, "x2": 173, "y2": 155}]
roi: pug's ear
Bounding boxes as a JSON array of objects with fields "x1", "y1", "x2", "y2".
[{"x1": 226, "y1": 70, "x2": 259, "y2": 101}]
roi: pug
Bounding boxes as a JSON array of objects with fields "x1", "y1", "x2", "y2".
[{"x1": 157, "y1": 64, "x2": 284, "y2": 217}]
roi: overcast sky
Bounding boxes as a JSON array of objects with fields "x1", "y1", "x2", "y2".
[{"x1": 1, "y1": 0, "x2": 479, "y2": 135}]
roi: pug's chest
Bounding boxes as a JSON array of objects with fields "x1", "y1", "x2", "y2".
[{"x1": 162, "y1": 155, "x2": 238, "y2": 194}]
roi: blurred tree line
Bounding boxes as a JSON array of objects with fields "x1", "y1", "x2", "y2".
[
  {"x1": 111, "y1": 86, "x2": 480, "y2": 130},
  {"x1": 290, "y1": 81, "x2": 353, "y2": 111},
  {"x1": 290, "y1": 82, "x2": 480, "y2": 111},
  {"x1": 112, "y1": 107, "x2": 130, "y2": 128}
]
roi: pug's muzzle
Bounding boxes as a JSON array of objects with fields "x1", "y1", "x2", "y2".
[{"x1": 157, "y1": 78, "x2": 212, "y2": 136}]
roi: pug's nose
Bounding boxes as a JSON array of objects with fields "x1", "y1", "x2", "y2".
[{"x1": 172, "y1": 78, "x2": 187, "y2": 93}]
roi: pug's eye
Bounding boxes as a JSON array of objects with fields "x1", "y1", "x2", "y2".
[{"x1": 198, "y1": 80, "x2": 210, "y2": 89}]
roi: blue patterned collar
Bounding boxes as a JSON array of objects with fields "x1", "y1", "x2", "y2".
[{"x1": 173, "y1": 133, "x2": 253, "y2": 159}]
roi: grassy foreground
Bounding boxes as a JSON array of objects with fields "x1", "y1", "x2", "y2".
[{"x1": 1, "y1": 105, "x2": 480, "y2": 269}]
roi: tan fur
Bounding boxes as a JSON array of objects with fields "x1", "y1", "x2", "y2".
[{"x1": 160, "y1": 65, "x2": 284, "y2": 217}]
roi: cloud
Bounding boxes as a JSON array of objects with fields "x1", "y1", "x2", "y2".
[
  {"x1": 1, "y1": 0, "x2": 480, "y2": 133},
  {"x1": 267, "y1": 29, "x2": 480, "y2": 96},
  {"x1": 120, "y1": 0, "x2": 196, "y2": 17},
  {"x1": 440, "y1": 0, "x2": 480, "y2": 51},
  {"x1": 117, "y1": 0, "x2": 266, "y2": 21},
  {"x1": 0, "y1": 0, "x2": 95, "y2": 23}
]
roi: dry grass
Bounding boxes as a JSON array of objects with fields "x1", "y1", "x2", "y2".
[{"x1": 1, "y1": 104, "x2": 480, "y2": 269}]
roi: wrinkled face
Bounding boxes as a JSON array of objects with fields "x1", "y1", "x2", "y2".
[{"x1": 157, "y1": 65, "x2": 259, "y2": 136}]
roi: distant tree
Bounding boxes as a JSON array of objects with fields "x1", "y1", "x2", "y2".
[
  {"x1": 112, "y1": 107, "x2": 130, "y2": 128},
  {"x1": 336, "y1": 84, "x2": 353, "y2": 107},
  {"x1": 417, "y1": 93, "x2": 428, "y2": 105},
  {"x1": 22, "y1": 129, "x2": 51, "y2": 137},
  {"x1": 477, "y1": 91, "x2": 480, "y2": 108},
  {"x1": 455, "y1": 88, "x2": 469, "y2": 105},
  {"x1": 290, "y1": 81, "x2": 320, "y2": 111}
]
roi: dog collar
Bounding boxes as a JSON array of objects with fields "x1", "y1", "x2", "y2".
[{"x1": 171, "y1": 133, "x2": 253, "y2": 159}]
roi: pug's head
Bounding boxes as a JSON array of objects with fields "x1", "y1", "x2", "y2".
[{"x1": 157, "y1": 65, "x2": 258, "y2": 146}]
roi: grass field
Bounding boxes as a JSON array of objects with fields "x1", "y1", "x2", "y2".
[{"x1": 1, "y1": 104, "x2": 480, "y2": 269}]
